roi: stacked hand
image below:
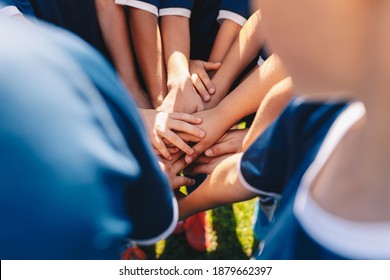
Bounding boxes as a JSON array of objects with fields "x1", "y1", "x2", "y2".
[
  {"x1": 140, "y1": 109, "x2": 206, "y2": 160},
  {"x1": 186, "y1": 129, "x2": 248, "y2": 175}
]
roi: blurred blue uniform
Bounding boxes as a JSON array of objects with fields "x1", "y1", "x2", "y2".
[
  {"x1": 241, "y1": 100, "x2": 388, "y2": 259},
  {"x1": 115, "y1": 0, "x2": 250, "y2": 60},
  {"x1": 1, "y1": 0, "x2": 111, "y2": 60},
  {"x1": 0, "y1": 15, "x2": 176, "y2": 259},
  {"x1": 239, "y1": 99, "x2": 349, "y2": 258}
]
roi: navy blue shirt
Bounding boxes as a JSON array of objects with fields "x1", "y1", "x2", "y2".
[
  {"x1": 248, "y1": 102, "x2": 383, "y2": 260},
  {"x1": 116, "y1": 0, "x2": 250, "y2": 60},
  {"x1": 0, "y1": 17, "x2": 176, "y2": 260},
  {"x1": 2, "y1": 0, "x2": 111, "y2": 61},
  {"x1": 1, "y1": 0, "x2": 34, "y2": 16},
  {"x1": 239, "y1": 99, "x2": 349, "y2": 258}
]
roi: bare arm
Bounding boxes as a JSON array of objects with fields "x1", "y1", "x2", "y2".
[
  {"x1": 208, "y1": 19, "x2": 242, "y2": 64},
  {"x1": 95, "y1": 0, "x2": 151, "y2": 108},
  {"x1": 188, "y1": 19, "x2": 241, "y2": 102},
  {"x1": 178, "y1": 153, "x2": 256, "y2": 220},
  {"x1": 159, "y1": 15, "x2": 204, "y2": 113},
  {"x1": 242, "y1": 77, "x2": 294, "y2": 151},
  {"x1": 206, "y1": 10, "x2": 265, "y2": 109},
  {"x1": 129, "y1": 8, "x2": 167, "y2": 109},
  {"x1": 185, "y1": 54, "x2": 288, "y2": 164}
]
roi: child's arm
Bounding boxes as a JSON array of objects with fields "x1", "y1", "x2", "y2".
[
  {"x1": 206, "y1": 10, "x2": 265, "y2": 109},
  {"x1": 178, "y1": 153, "x2": 257, "y2": 220},
  {"x1": 95, "y1": 0, "x2": 151, "y2": 108},
  {"x1": 128, "y1": 7, "x2": 168, "y2": 109},
  {"x1": 241, "y1": 77, "x2": 294, "y2": 151},
  {"x1": 185, "y1": 54, "x2": 288, "y2": 164},
  {"x1": 208, "y1": 19, "x2": 242, "y2": 64},
  {"x1": 209, "y1": 0, "x2": 250, "y2": 63},
  {"x1": 159, "y1": 14, "x2": 204, "y2": 113}
]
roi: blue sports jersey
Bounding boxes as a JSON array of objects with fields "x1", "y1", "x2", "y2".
[
  {"x1": 1, "y1": 0, "x2": 34, "y2": 16},
  {"x1": 253, "y1": 102, "x2": 389, "y2": 259},
  {"x1": 115, "y1": 0, "x2": 250, "y2": 59},
  {"x1": 0, "y1": 0, "x2": 111, "y2": 61},
  {"x1": 116, "y1": 0, "x2": 249, "y2": 21},
  {"x1": 239, "y1": 99, "x2": 348, "y2": 245},
  {"x1": 0, "y1": 17, "x2": 176, "y2": 260}
]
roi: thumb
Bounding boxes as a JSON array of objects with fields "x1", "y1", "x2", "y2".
[
  {"x1": 203, "y1": 61, "x2": 222, "y2": 71},
  {"x1": 205, "y1": 142, "x2": 236, "y2": 157},
  {"x1": 184, "y1": 141, "x2": 207, "y2": 164}
]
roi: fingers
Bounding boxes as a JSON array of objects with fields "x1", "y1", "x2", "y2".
[
  {"x1": 184, "y1": 142, "x2": 205, "y2": 164},
  {"x1": 163, "y1": 130, "x2": 195, "y2": 155},
  {"x1": 167, "y1": 147, "x2": 180, "y2": 154},
  {"x1": 189, "y1": 164, "x2": 214, "y2": 175},
  {"x1": 169, "y1": 112, "x2": 203, "y2": 124},
  {"x1": 205, "y1": 141, "x2": 237, "y2": 157},
  {"x1": 175, "y1": 132, "x2": 203, "y2": 143},
  {"x1": 151, "y1": 134, "x2": 173, "y2": 160},
  {"x1": 171, "y1": 176, "x2": 196, "y2": 190},
  {"x1": 203, "y1": 61, "x2": 222, "y2": 72},
  {"x1": 171, "y1": 156, "x2": 190, "y2": 175},
  {"x1": 191, "y1": 73, "x2": 211, "y2": 102},
  {"x1": 197, "y1": 67, "x2": 216, "y2": 96},
  {"x1": 169, "y1": 119, "x2": 206, "y2": 139},
  {"x1": 192, "y1": 155, "x2": 212, "y2": 165}
]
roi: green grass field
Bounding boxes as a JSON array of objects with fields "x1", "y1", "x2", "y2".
[{"x1": 140, "y1": 198, "x2": 259, "y2": 260}]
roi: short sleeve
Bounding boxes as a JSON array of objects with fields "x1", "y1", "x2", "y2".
[
  {"x1": 0, "y1": 0, "x2": 35, "y2": 16},
  {"x1": 217, "y1": 0, "x2": 250, "y2": 26},
  {"x1": 0, "y1": 5, "x2": 22, "y2": 17},
  {"x1": 115, "y1": 0, "x2": 159, "y2": 16},
  {"x1": 159, "y1": 0, "x2": 194, "y2": 18},
  {"x1": 238, "y1": 117, "x2": 290, "y2": 200}
]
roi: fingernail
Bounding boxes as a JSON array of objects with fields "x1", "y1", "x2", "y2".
[
  {"x1": 199, "y1": 130, "x2": 206, "y2": 137},
  {"x1": 168, "y1": 156, "x2": 173, "y2": 161},
  {"x1": 186, "y1": 156, "x2": 192, "y2": 164},
  {"x1": 205, "y1": 149, "x2": 213, "y2": 157},
  {"x1": 209, "y1": 88, "x2": 215, "y2": 94},
  {"x1": 187, "y1": 149, "x2": 194, "y2": 155},
  {"x1": 204, "y1": 95, "x2": 210, "y2": 101},
  {"x1": 190, "y1": 179, "x2": 196, "y2": 185}
]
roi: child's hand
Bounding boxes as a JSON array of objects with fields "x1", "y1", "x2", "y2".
[
  {"x1": 182, "y1": 108, "x2": 232, "y2": 165},
  {"x1": 140, "y1": 109, "x2": 206, "y2": 160},
  {"x1": 189, "y1": 60, "x2": 221, "y2": 103},
  {"x1": 158, "y1": 76, "x2": 204, "y2": 114},
  {"x1": 186, "y1": 153, "x2": 230, "y2": 175},
  {"x1": 158, "y1": 152, "x2": 196, "y2": 190},
  {"x1": 186, "y1": 129, "x2": 248, "y2": 175},
  {"x1": 204, "y1": 129, "x2": 248, "y2": 157}
]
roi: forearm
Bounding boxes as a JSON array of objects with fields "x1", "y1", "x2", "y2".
[
  {"x1": 129, "y1": 8, "x2": 167, "y2": 108},
  {"x1": 95, "y1": 0, "x2": 141, "y2": 92},
  {"x1": 208, "y1": 20, "x2": 242, "y2": 63},
  {"x1": 161, "y1": 15, "x2": 191, "y2": 85},
  {"x1": 242, "y1": 77, "x2": 293, "y2": 151},
  {"x1": 208, "y1": 10, "x2": 265, "y2": 108},
  {"x1": 213, "y1": 54, "x2": 288, "y2": 125},
  {"x1": 178, "y1": 153, "x2": 256, "y2": 220}
]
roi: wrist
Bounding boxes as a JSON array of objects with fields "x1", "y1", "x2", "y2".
[{"x1": 167, "y1": 73, "x2": 191, "y2": 89}]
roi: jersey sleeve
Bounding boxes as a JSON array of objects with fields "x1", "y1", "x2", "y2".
[
  {"x1": 217, "y1": 0, "x2": 250, "y2": 26},
  {"x1": 115, "y1": 0, "x2": 160, "y2": 17},
  {"x1": 159, "y1": 0, "x2": 194, "y2": 18},
  {"x1": 0, "y1": 0, "x2": 35, "y2": 17},
  {"x1": 238, "y1": 100, "x2": 305, "y2": 200},
  {"x1": 0, "y1": 5, "x2": 22, "y2": 17}
]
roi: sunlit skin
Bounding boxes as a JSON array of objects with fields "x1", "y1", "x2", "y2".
[
  {"x1": 176, "y1": 0, "x2": 390, "y2": 224},
  {"x1": 254, "y1": 0, "x2": 390, "y2": 221}
]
